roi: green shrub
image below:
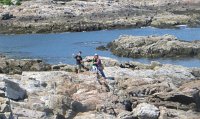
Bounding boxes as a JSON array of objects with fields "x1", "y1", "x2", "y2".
[
  {"x1": 0, "y1": 0, "x2": 21, "y2": 5},
  {"x1": 16, "y1": 0, "x2": 21, "y2": 5},
  {"x1": 0, "y1": 0, "x2": 12, "y2": 5}
]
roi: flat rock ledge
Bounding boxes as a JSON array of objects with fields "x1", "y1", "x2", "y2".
[{"x1": 107, "y1": 34, "x2": 200, "y2": 58}]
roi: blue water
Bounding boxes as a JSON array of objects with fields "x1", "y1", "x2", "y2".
[{"x1": 0, "y1": 27, "x2": 200, "y2": 67}]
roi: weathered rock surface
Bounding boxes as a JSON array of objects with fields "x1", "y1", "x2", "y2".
[
  {"x1": 158, "y1": 107, "x2": 200, "y2": 119},
  {"x1": 0, "y1": 0, "x2": 200, "y2": 34},
  {"x1": 0, "y1": 57, "x2": 200, "y2": 118},
  {"x1": 107, "y1": 34, "x2": 200, "y2": 58},
  {"x1": 0, "y1": 57, "x2": 51, "y2": 74}
]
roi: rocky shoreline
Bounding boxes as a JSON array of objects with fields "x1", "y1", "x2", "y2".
[
  {"x1": 0, "y1": 56, "x2": 200, "y2": 118},
  {"x1": 0, "y1": 0, "x2": 200, "y2": 34},
  {"x1": 105, "y1": 34, "x2": 200, "y2": 58}
]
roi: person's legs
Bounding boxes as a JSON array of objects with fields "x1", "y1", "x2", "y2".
[
  {"x1": 91, "y1": 66, "x2": 99, "y2": 80},
  {"x1": 75, "y1": 65, "x2": 78, "y2": 73},
  {"x1": 97, "y1": 68, "x2": 109, "y2": 91},
  {"x1": 77, "y1": 64, "x2": 81, "y2": 73},
  {"x1": 98, "y1": 68, "x2": 106, "y2": 79},
  {"x1": 81, "y1": 64, "x2": 89, "y2": 71}
]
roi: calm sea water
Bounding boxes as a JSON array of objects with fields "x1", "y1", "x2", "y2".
[{"x1": 0, "y1": 27, "x2": 200, "y2": 67}]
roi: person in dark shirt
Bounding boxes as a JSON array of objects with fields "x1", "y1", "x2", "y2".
[
  {"x1": 74, "y1": 51, "x2": 84, "y2": 73},
  {"x1": 92, "y1": 53, "x2": 106, "y2": 79},
  {"x1": 92, "y1": 53, "x2": 109, "y2": 92}
]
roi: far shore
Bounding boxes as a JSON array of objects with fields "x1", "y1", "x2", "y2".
[{"x1": 1, "y1": 0, "x2": 200, "y2": 34}]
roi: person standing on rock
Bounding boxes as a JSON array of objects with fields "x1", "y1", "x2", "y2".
[
  {"x1": 92, "y1": 53, "x2": 110, "y2": 92},
  {"x1": 74, "y1": 51, "x2": 84, "y2": 73},
  {"x1": 92, "y1": 53, "x2": 106, "y2": 79}
]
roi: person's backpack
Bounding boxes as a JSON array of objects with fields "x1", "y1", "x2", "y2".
[{"x1": 91, "y1": 66, "x2": 98, "y2": 72}]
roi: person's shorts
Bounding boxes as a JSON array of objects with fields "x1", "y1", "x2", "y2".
[{"x1": 76, "y1": 64, "x2": 82, "y2": 70}]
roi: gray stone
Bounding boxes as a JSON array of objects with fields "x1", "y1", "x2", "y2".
[
  {"x1": 4, "y1": 79, "x2": 27, "y2": 101},
  {"x1": 0, "y1": 104, "x2": 9, "y2": 113},
  {"x1": 12, "y1": 107, "x2": 46, "y2": 119},
  {"x1": 118, "y1": 111, "x2": 135, "y2": 119},
  {"x1": 1, "y1": 12, "x2": 14, "y2": 20},
  {"x1": 191, "y1": 68, "x2": 200, "y2": 77},
  {"x1": 150, "y1": 61, "x2": 162, "y2": 69},
  {"x1": 0, "y1": 81, "x2": 5, "y2": 90},
  {"x1": 0, "y1": 90, "x2": 5, "y2": 97},
  {"x1": 132, "y1": 103, "x2": 160, "y2": 119}
]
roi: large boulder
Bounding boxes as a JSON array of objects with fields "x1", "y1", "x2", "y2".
[
  {"x1": 20, "y1": 59, "x2": 51, "y2": 71},
  {"x1": 4, "y1": 79, "x2": 27, "y2": 101},
  {"x1": 47, "y1": 95, "x2": 71, "y2": 116},
  {"x1": 179, "y1": 80, "x2": 200, "y2": 111},
  {"x1": 191, "y1": 68, "x2": 200, "y2": 77},
  {"x1": 151, "y1": 91, "x2": 199, "y2": 111},
  {"x1": 107, "y1": 35, "x2": 200, "y2": 58},
  {"x1": 0, "y1": 58, "x2": 51, "y2": 74},
  {"x1": 132, "y1": 103, "x2": 160, "y2": 119}
]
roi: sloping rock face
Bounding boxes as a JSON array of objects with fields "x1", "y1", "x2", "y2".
[
  {"x1": 108, "y1": 34, "x2": 200, "y2": 58},
  {"x1": 0, "y1": 57, "x2": 200, "y2": 118},
  {"x1": 0, "y1": 71, "x2": 118, "y2": 118}
]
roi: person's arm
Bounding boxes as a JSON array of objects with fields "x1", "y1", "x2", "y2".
[
  {"x1": 87, "y1": 59, "x2": 92, "y2": 62},
  {"x1": 80, "y1": 56, "x2": 83, "y2": 63},
  {"x1": 93, "y1": 59, "x2": 98, "y2": 65},
  {"x1": 74, "y1": 55, "x2": 77, "y2": 59}
]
